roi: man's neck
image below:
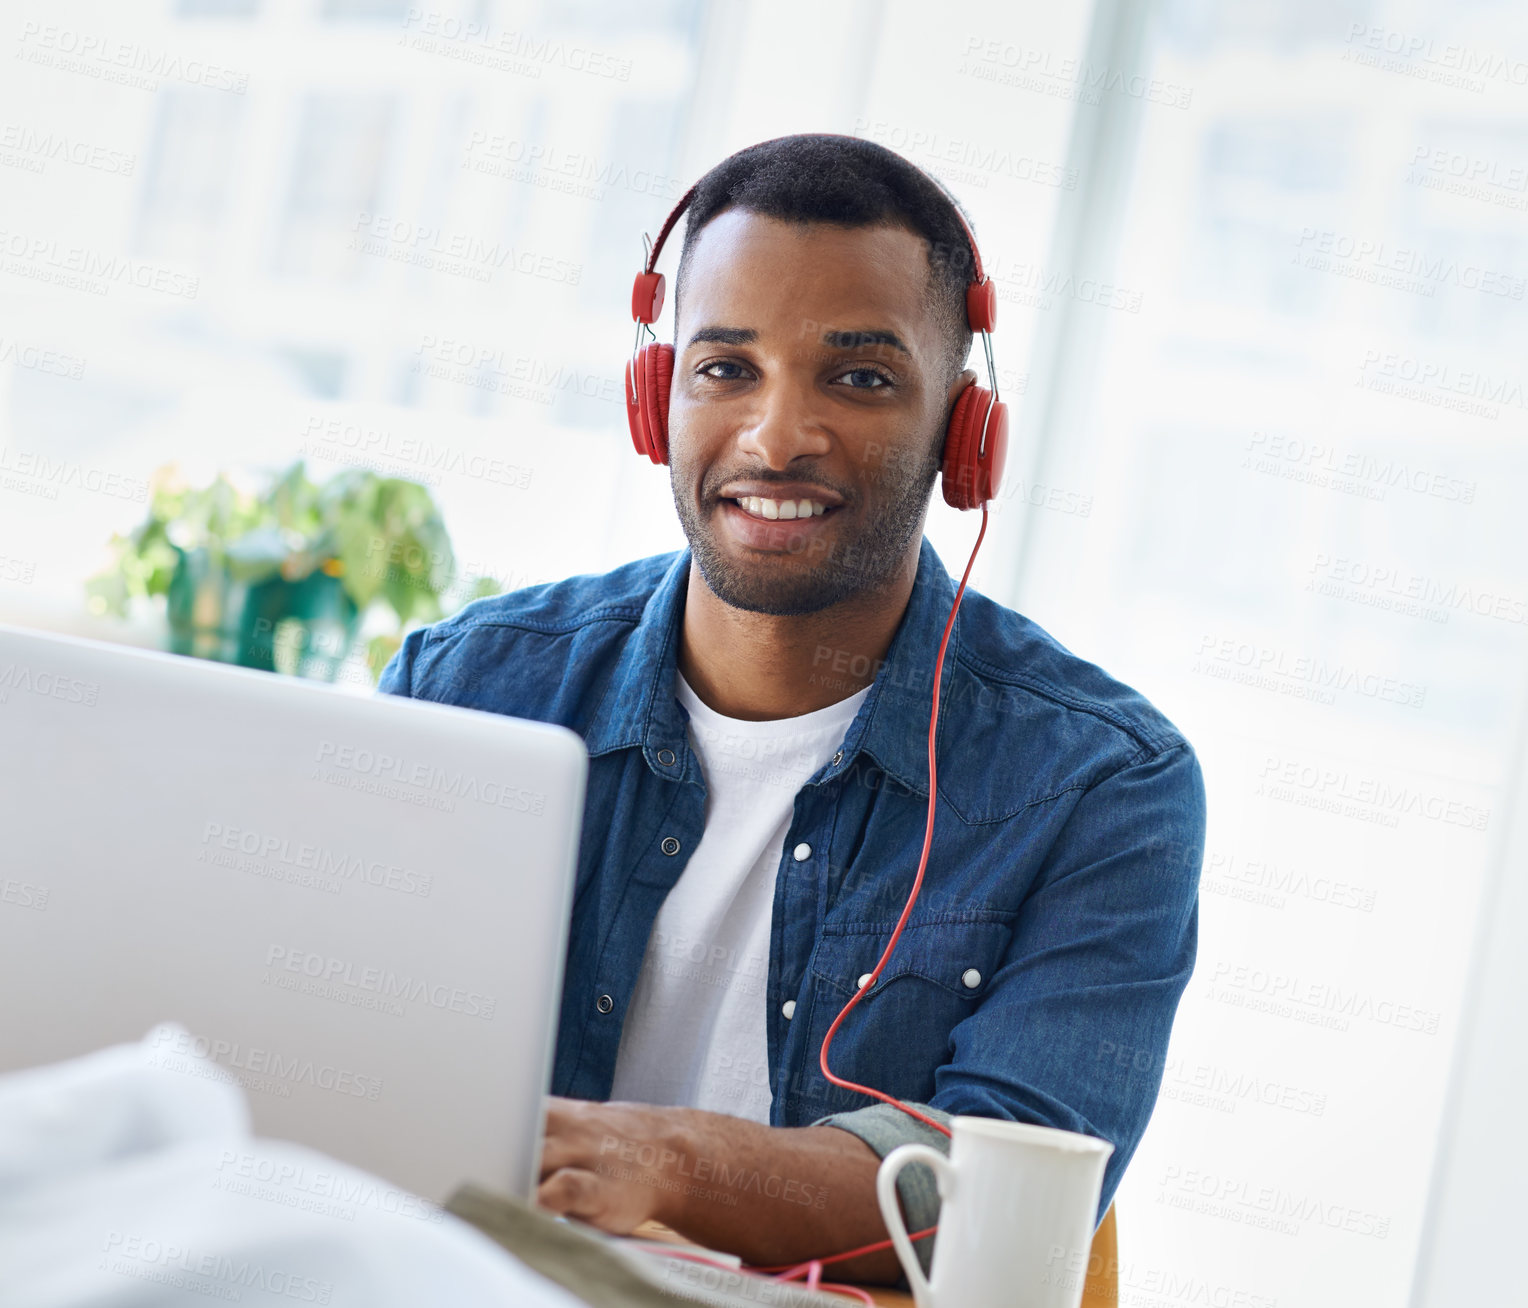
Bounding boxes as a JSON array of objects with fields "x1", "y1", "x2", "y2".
[{"x1": 677, "y1": 543, "x2": 921, "y2": 722}]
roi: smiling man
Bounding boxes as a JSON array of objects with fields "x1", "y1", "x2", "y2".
[{"x1": 378, "y1": 134, "x2": 1205, "y2": 1284}]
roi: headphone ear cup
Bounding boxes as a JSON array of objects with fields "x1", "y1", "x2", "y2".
[
  {"x1": 644, "y1": 344, "x2": 674, "y2": 465},
  {"x1": 625, "y1": 356, "x2": 653, "y2": 462},
  {"x1": 625, "y1": 343, "x2": 675, "y2": 465},
  {"x1": 940, "y1": 383, "x2": 1009, "y2": 510}
]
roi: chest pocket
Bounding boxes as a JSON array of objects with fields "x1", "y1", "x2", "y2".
[{"x1": 798, "y1": 916, "x2": 1013, "y2": 1115}]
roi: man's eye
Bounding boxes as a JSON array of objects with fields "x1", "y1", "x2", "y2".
[
  {"x1": 698, "y1": 360, "x2": 748, "y2": 380},
  {"x1": 839, "y1": 368, "x2": 892, "y2": 390}
]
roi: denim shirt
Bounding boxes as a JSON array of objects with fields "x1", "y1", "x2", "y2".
[{"x1": 377, "y1": 535, "x2": 1205, "y2": 1256}]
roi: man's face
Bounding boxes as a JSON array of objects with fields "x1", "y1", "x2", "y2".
[{"x1": 667, "y1": 211, "x2": 960, "y2": 616}]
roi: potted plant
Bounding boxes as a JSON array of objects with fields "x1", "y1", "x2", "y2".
[{"x1": 86, "y1": 460, "x2": 498, "y2": 684}]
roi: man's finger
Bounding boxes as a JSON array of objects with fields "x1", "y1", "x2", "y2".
[
  {"x1": 537, "y1": 1131, "x2": 591, "y2": 1179},
  {"x1": 537, "y1": 1167, "x2": 604, "y2": 1221}
]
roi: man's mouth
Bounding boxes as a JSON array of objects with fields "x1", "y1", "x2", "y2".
[{"x1": 727, "y1": 495, "x2": 835, "y2": 521}]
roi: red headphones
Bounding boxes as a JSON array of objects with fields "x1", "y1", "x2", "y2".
[{"x1": 623, "y1": 171, "x2": 1009, "y2": 511}]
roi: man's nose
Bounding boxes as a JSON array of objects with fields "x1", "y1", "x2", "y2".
[{"x1": 736, "y1": 375, "x2": 832, "y2": 469}]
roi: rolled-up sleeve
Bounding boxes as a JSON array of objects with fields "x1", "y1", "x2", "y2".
[{"x1": 811, "y1": 1101, "x2": 951, "y2": 1279}]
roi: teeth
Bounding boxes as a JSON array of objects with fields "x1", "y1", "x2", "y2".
[{"x1": 737, "y1": 496, "x2": 829, "y2": 521}]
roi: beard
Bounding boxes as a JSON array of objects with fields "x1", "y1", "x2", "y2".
[{"x1": 670, "y1": 437, "x2": 941, "y2": 616}]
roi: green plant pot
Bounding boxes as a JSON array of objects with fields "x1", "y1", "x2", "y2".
[
  {"x1": 238, "y1": 569, "x2": 362, "y2": 682},
  {"x1": 166, "y1": 545, "x2": 250, "y2": 664}
]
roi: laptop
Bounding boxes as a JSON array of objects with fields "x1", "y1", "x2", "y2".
[{"x1": 0, "y1": 620, "x2": 587, "y2": 1206}]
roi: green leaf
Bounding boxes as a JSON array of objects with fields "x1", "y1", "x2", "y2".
[{"x1": 85, "y1": 457, "x2": 467, "y2": 642}]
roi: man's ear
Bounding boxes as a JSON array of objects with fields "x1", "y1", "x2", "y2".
[{"x1": 947, "y1": 367, "x2": 978, "y2": 407}]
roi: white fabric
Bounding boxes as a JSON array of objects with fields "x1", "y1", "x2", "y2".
[
  {"x1": 0, "y1": 1025, "x2": 585, "y2": 1308},
  {"x1": 608, "y1": 672, "x2": 868, "y2": 1124}
]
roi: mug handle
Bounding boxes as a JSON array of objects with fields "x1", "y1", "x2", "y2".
[{"x1": 876, "y1": 1143, "x2": 955, "y2": 1308}]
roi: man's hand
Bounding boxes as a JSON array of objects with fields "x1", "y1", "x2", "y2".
[
  {"x1": 536, "y1": 1097, "x2": 687, "y2": 1234},
  {"x1": 536, "y1": 1096, "x2": 910, "y2": 1283}
]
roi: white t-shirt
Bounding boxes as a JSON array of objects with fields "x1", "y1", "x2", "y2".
[{"x1": 607, "y1": 671, "x2": 869, "y2": 1123}]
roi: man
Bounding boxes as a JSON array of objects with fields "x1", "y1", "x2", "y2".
[{"x1": 378, "y1": 134, "x2": 1205, "y2": 1285}]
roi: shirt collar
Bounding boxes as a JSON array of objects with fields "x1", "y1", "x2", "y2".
[{"x1": 584, "y1": 536, "x2": 958, "y2": 798}]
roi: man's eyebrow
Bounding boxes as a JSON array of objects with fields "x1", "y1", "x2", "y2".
[
  {"x1": 683, "y1": 325, "x2": 914, "y2": 356},
  {"x1": 686, "y1": 326, "x2": 757, "y2": 348},
  {"x1": 820, "y1": 329, "x2": 911, "y2": 356}
]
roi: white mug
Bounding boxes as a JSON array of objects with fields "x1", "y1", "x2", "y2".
[{"x1": 876, "y1": 1116, "x2": 1113, "y2": 1308}]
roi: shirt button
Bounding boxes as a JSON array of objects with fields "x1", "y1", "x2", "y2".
[
  {"x1": 792, "y1": 842, "x2": 811, "y2": 862},
  {"x1": 962, "y1": 968, "x2": 982, "y2": 989},
  {"x1": 781, "y1": 1000, "x2": 796, "y2": 1020},
  {"x1": 857, "y1": 972, "x2": 874, "y2": 990},
  {"x1": 832, "y1": 750, "x2": 844, "y2": 766},
  {"x1": 657, "y1": 748, "x2": 676, "y2": 766},
  {"x1": 596, "y1": 994, "x2": 614, "y2": 1014},
  {"x1": 660, "y1": 836, "x2": 681, "y2": 856}
]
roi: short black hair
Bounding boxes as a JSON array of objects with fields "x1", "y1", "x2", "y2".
[{"x1": 671, "y1": 134, "x2": 977, "y2": 389}]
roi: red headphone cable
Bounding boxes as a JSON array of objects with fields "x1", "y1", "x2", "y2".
[{"x1": 816, "y1": 503, "x2": 987, "y2": 1135}]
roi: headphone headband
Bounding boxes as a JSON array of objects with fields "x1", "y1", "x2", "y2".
[{"x1": 631, "y1": 138, "x2": 995, "y2": 334}]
